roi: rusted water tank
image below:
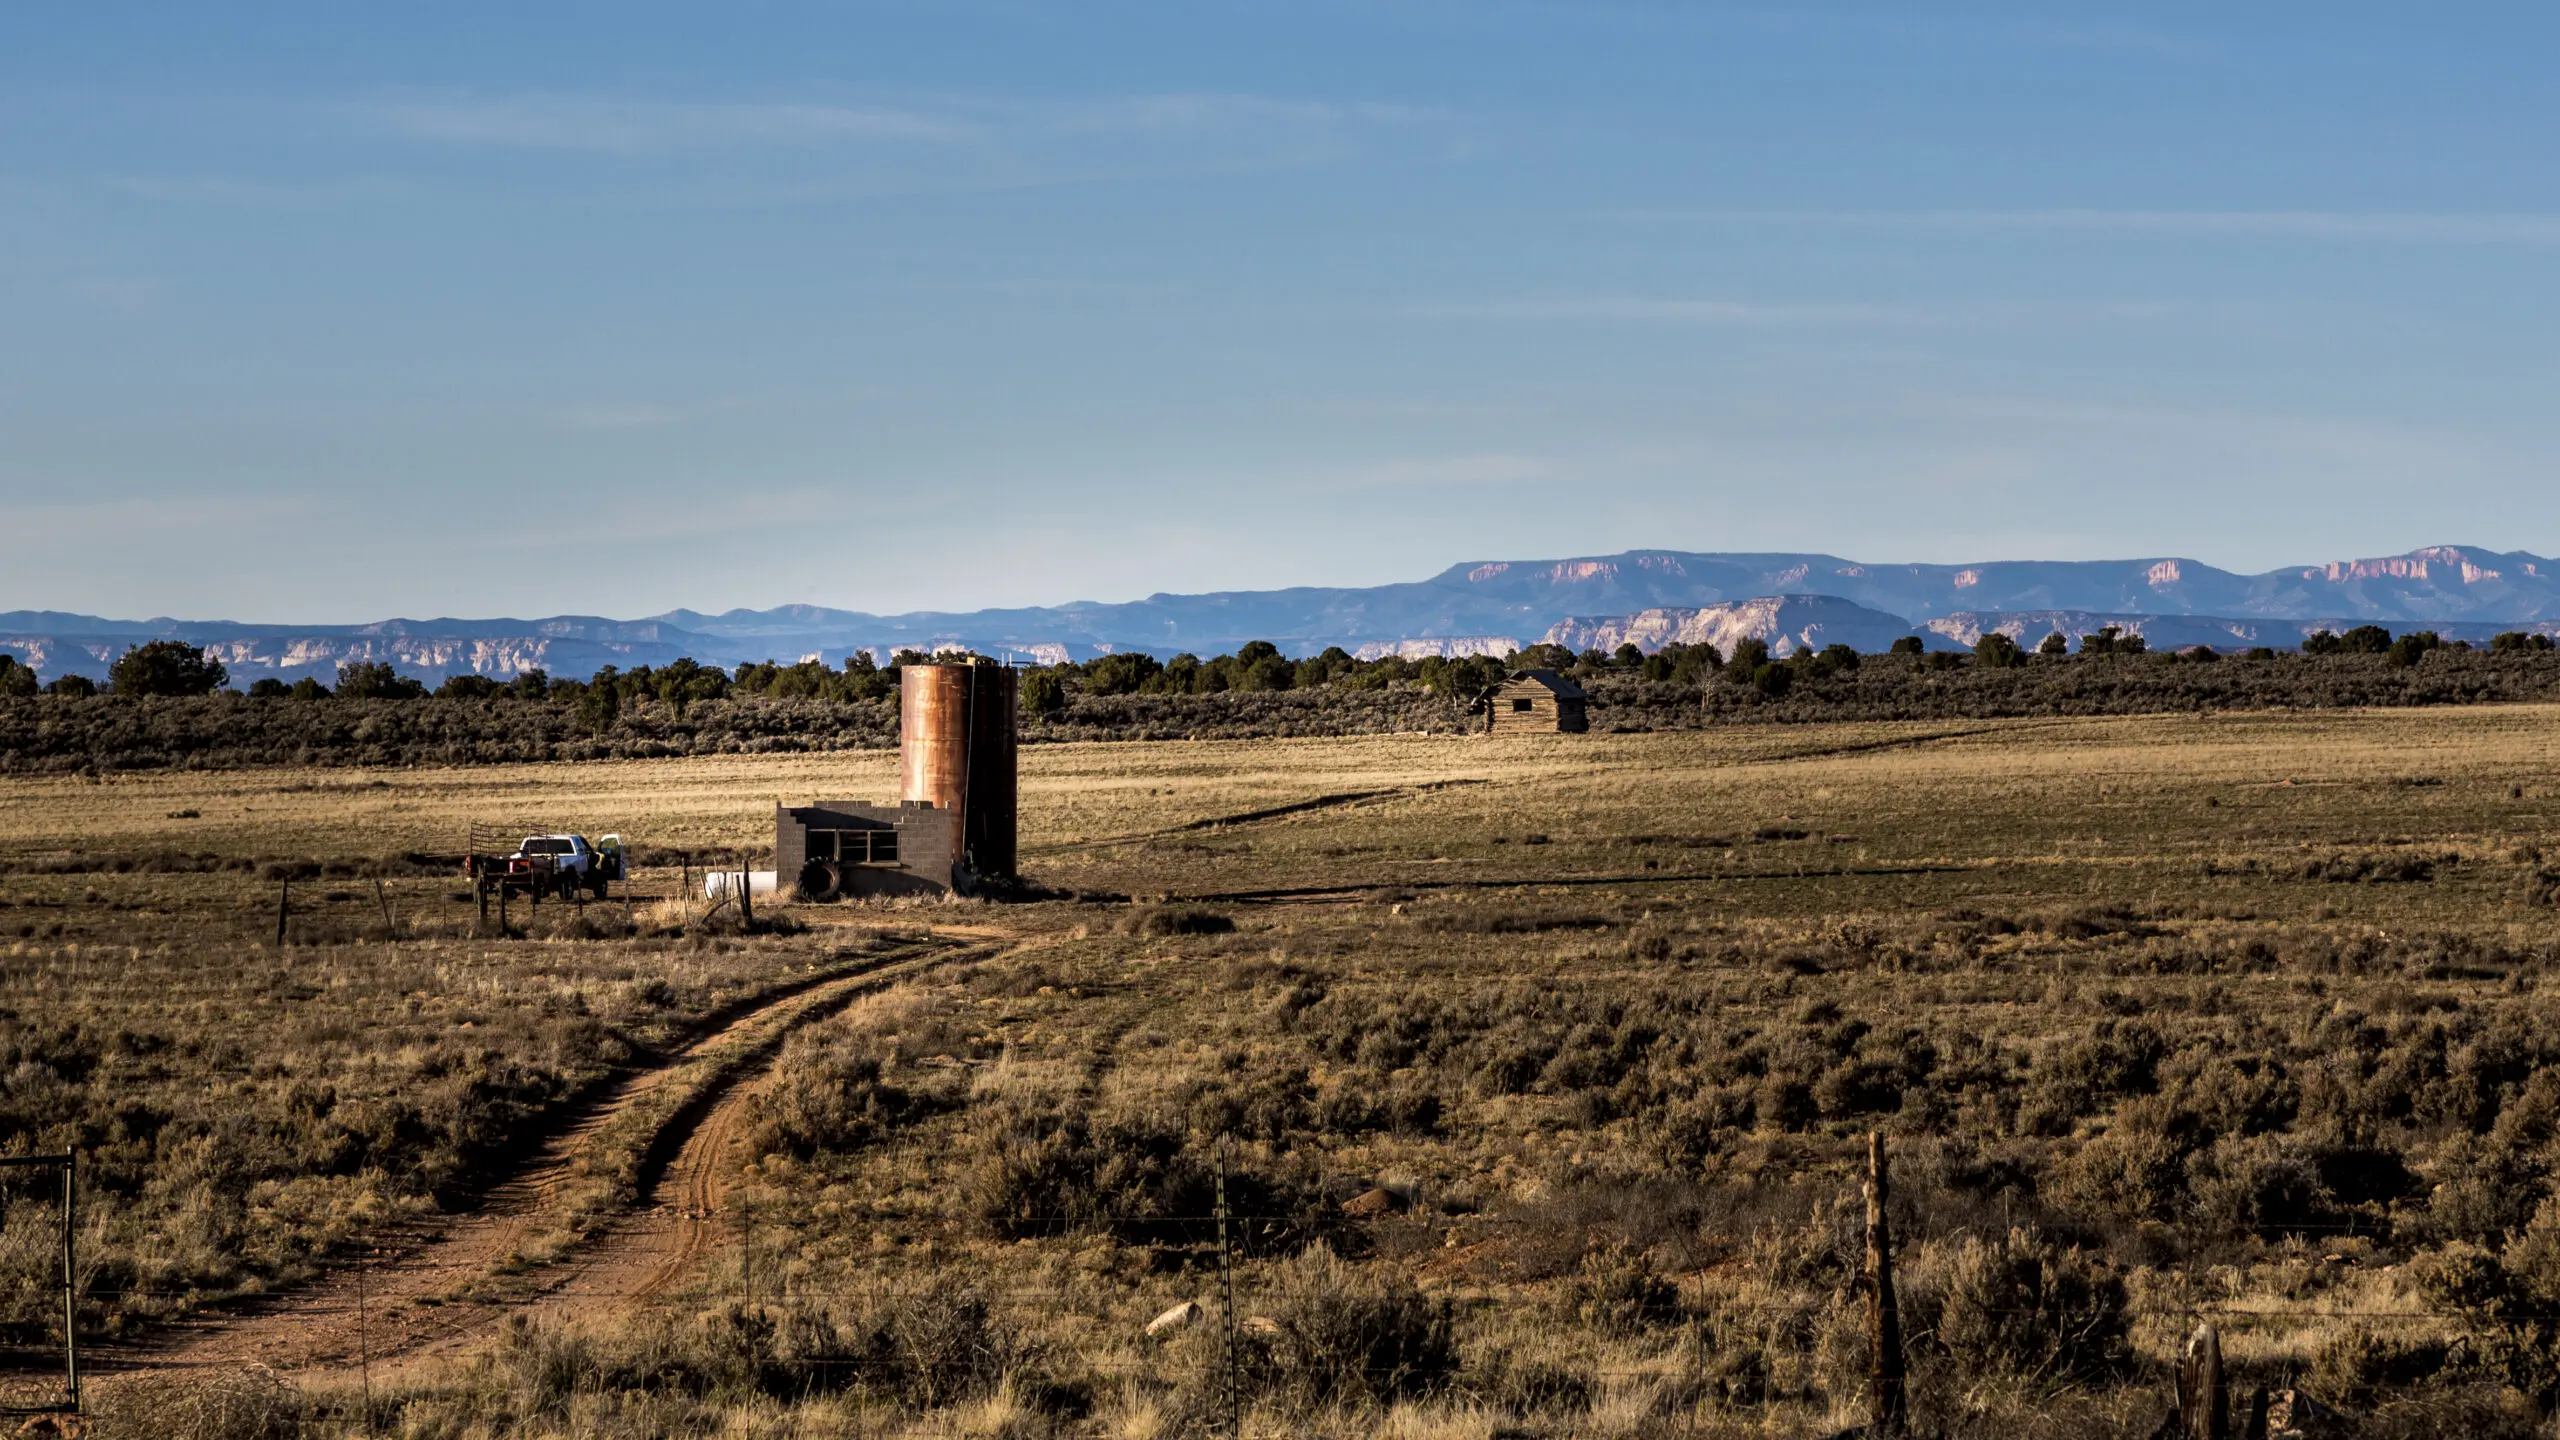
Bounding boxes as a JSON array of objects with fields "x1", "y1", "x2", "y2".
[{"x1": 899, "y1": 661, "x2": 1018, "y2": 880}]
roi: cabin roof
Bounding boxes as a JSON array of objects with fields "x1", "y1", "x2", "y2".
[{"x1": 1495, "y1": 669, "x2": 1588, "y2": 700}]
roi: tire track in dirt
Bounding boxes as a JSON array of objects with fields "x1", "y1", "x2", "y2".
[
  {"x1": 382, "y1": 933, "x2": 1011, "y2": 1364},
  {"x1": 115, "y1": 933, "x2": 984, "y2": 1380},
  {"x1": 1023, "y1": 779, "x2": 1492, "y2": 857}
]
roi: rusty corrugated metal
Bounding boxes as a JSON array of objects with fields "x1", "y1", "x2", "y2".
[
  {"x1": 967, "y1": 664, "x2": 1018, "y2": 878},
  {"x1": 898, "y1": 662, "x2": 1018, "y2": 879},
  {"x1": 900, "y1": 665, "x2": 971, "y2": 814}
]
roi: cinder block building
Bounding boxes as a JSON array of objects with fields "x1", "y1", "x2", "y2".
[{"x1": 776, "y1": 799, "x2": 959, "y2": 899}]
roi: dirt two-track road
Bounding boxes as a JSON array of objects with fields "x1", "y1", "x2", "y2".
[{"x1": 117, "y1": 932, "x2": 991, "y2": 1383}]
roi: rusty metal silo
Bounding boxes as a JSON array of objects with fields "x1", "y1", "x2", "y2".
[{"x1": 899, "y1": 660, "x2": 1017, "y2": 880}]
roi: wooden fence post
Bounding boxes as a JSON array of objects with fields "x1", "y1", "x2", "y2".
[
  {"x1": 61, "y1": 1156, "x2": 77, "y2": 1415},
  {"x1": 1216, "y1": 1136, "x2": 1243, "y2": 1438},
  {"x1": 1866, "y1": 1131, "x2": 1906, "y2": 1438},
  {"x1": 2179, "y1": 1322, "x2": 2227, "y2": 1440},
  {"x1": 373, "y1": 877, "x2": 394, "y2": 932},
  {"x1": 274, "y1": 880, "x2": 290, "y2": 947}
]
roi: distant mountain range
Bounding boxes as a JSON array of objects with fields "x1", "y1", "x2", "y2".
[
  {"x1": 6, "y1": 544, "x2": 2559, "y2": 685},
  {"x1": 1541, "y1": 596, "x2": 2560, "y2": 660}
]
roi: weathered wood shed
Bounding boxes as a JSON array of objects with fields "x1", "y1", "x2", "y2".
[{"x1": 1479, "y1": 669, "x2": 1589, "y2": 734}]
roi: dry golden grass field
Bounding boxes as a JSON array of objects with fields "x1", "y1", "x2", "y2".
[{"x1": 8, "y1": 707, "x2": 2560, "y2": 1438}]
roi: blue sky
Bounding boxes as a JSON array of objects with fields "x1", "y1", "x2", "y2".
[{"x1": 3, "y1": 3, "x2": 2556, "y2": 620}]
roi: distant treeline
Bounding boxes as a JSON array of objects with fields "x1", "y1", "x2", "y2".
[{"x1": 3, "y1": 629, "x2": 2558, "y2": 772}]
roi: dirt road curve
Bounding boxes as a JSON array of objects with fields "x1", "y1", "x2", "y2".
[{"x1": 121, "y1": 935, "x2": 976, "y2": 1381}]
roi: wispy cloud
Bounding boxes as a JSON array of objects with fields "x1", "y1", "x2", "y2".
[
  {"x1": 364, "y1": 90, "x2": 1427, "y2": 157},
  {"x1": 557, "y1": 398, "x2": 757, "y2": 432},
  {"x1": 1669, "y1": 209, "x2": 2560, "y2": 245},
  {"x1": 1906, "y1": 392, "x2": 2478, "y2": 469},
  {"x1": 371, "y1": 96, "x2": 963, "y2": 152},
  {"x1": 1728, "y1": 8, "x2": 2211, "y2": 62},
  {"x1": 1042, "y1": 93, "x2": 1424, "y2": 136},
  {"x1": 1427, "y1": 296, "x2": 2199, "y2": 327},
  {"x1": 100, "y1": 174, "x2": 413, "y2": 205},
  {"x1": 4, "y1": 489, "x2": 329, "y2": 538},
  {"x1": 65, "y1": 276, "x2": 159, "y2": 312},
  {"x1": 1339, "y1": 452, "x2": 1552, "y2": 489}
]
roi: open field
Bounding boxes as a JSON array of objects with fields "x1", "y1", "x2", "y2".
[
  {"x1": 8, "y1": 708, "x2": 2560, "y2": 1436},
  {"x1": 8, "y1": 646, "x2": 2560, "y2": 774}
]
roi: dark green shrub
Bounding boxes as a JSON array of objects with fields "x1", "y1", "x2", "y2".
[
  {"x1": 108, "y1": 640, "x2": 226, "y2": 696},
  {"x1": 334, "y1": 661, "x2": 424, "y2": 699},
  {"x1": 2388, "y1": 631, "x2": 2443, "y2": 668},
  {"x1": 1021, "y1": 669, "x2": 1068, "y2": 717},
  {"x1": 1085, "y1": 651, "x2": 1163, "y2": 694},
  {"x1": 577, "y1": 670, "x2": 622, "y2": 731},
  {"x1": 2080, "y1": 626, "x2": 2128, "y2": 656}
]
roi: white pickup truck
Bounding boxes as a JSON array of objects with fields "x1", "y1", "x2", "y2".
[{"x1": 493, "y1": 833, "x2": 625, "y2": 899}]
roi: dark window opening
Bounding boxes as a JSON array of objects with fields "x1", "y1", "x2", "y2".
[
  {"x1": 1511, "y1": 697, "x2": 1534, "y2": 712},
  {"x1": 819, "y1": 828, "x2": 901, "y2": 865}
]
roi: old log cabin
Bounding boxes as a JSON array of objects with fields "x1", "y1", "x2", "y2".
[{"x1": 1479, "y1": 669, "x2": 1589, "y2": 734}]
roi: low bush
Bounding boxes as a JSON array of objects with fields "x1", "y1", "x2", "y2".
[
  {"x1": 85, "y1": 1366, "x2": 308, "y2": 1440},
  {"x1": 1125, "y1": 906, "x2": 1238, "y2": 936},
  {"x1": 1251, "y1": 1242, "x2": 1457, "y2": 1411},
  {"x1": 1921, "y1": 1227, "x2": 2130, "y2": 1386}
]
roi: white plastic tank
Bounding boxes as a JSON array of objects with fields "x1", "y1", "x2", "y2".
[{"x1": 704, "y1": 870, "x2": 779, "y2": 901}]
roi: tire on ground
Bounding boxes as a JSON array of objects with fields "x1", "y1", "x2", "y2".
[{"x1": 800, "y1": 859, "x2": 841, "y2": 901}]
